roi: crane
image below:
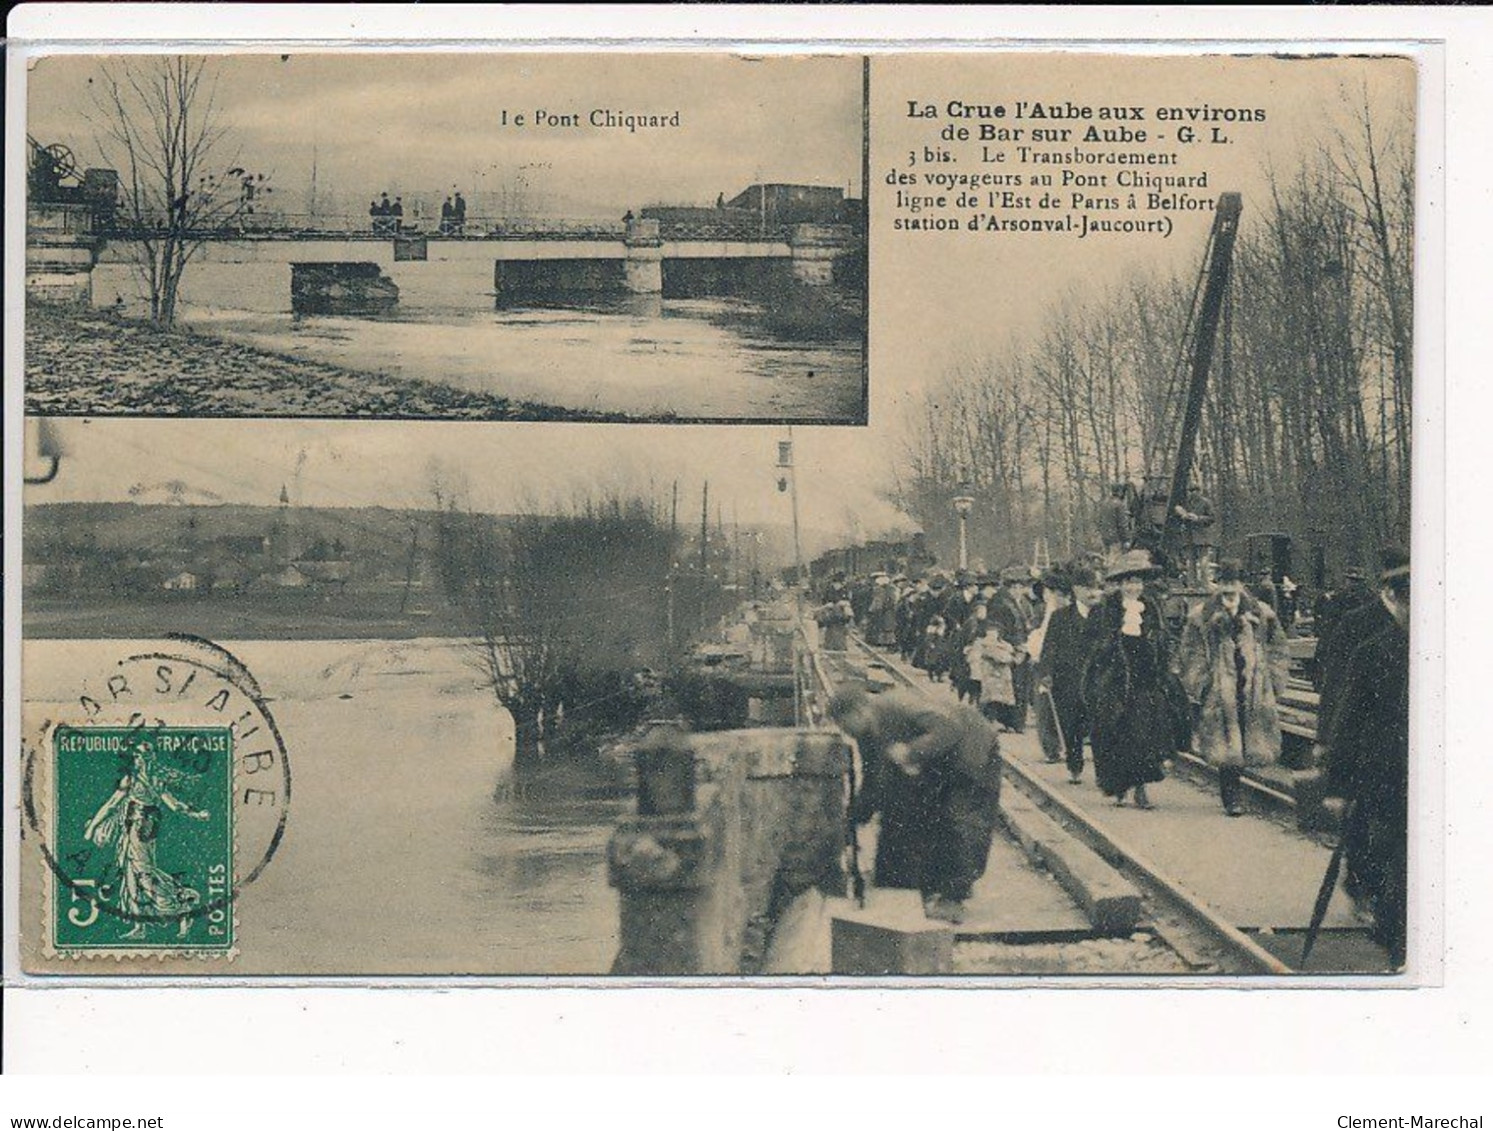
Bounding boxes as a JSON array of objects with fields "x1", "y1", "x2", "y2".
[
  {"x1": 1159, "y1": 192, "x2": 1242, "y2": 567},
  {"x1": 1132, "y1": 192, "x2": 1243, "y2": 581}
]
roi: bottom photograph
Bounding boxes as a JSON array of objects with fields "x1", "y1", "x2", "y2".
[{"x1": 17, "y1": 416, "x2": 1408, "y2": 979}]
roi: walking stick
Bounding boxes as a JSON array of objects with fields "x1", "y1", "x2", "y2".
[
  {"x1": 1301, "y1": 798, "x2": 1356, "y2": 966},
  {"x1": 1037, "y1": 682, "x2": 1067, "y2": 765}
]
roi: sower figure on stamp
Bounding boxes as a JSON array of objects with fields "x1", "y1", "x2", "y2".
[
  {"x1": 84, "y1": 739, "x2": 210, "y2": 939},
  {"x1": 830, "y1": 687, "x2": 1003, "y2": 925}
]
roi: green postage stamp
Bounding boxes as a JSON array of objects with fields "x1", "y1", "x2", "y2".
[{"x1": 50, "y1": 725, "x2": 235, "y2": 953}]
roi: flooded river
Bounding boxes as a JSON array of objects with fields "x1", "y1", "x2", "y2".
[
  {"x1": 22, "y1": 638, "x2": 627, "y2": 976},
  {"x1": 90, "y1": 259, "x2": 863, "y2": 420}
]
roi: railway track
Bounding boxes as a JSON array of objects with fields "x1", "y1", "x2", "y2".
[{"x1": 841, "y1": 633, "x2": 1333, "y2": 975}]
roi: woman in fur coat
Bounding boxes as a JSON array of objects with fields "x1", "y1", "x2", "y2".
[{"x1": 1179, "y1": 560, "x2": 1291, "y2": 816}]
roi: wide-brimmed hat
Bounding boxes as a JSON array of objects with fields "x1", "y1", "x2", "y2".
[
  {"x1": 1105, "y1": 549, "x2": 1162, "y2": 582},
  {"x1": 1068, "y1": 564, "x2": 1101, "y2": 590}
]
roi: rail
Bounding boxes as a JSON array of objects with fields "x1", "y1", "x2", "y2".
[
  {"x1": 848, "y1": 633, "x2": 1295, "y2": 974},
  {"x1": 793, "y1": 616, "x2": 838, "y2": 728}
]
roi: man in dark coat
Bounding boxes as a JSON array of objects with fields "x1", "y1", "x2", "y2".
[
  {"x1": 1311, "y1": 567, "x2": 1374, "y2": 687},
  {"x1": 941, "y1": 575, "x2": 978, "y2": 699},
  {"x1": 1321, "y1": 556, "x2": 1409, "y2": 969},
  {"x1": 831, "y1": 687, "x2": 1003, "y2": 924},
  {"x1": 896, "y1": 579, "x2": 930, "y2": 661},
  {"x1": 1038, "y1": 563, "x2": 1106, "y2": 783},
  {"x1": 822, "y1": 570, "x2": 850, "y2": 606},
  {"x1": 1099, "y1": 482, "x2": 1133, "y2": 559},
  {"x1": 1315, "y1": 549, "x2": 1408, "y2": 756},
  {"x1": 989, "y1": 567, "x2": 1036, "y2": 732},
  {"x1": 1174, "y1": 486, "x2": 1217, "y2": 586}
]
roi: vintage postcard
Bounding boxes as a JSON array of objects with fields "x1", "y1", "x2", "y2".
[
  {"x1": 12, "y1": 47, "x2": 1425, "y2": 981},
  {"x1": 23, "y1": 53, "x2": 868, "y2": 424}
]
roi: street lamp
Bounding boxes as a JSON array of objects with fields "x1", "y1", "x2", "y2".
[{"x1": 951, "y1": 487, "x2": 975, "y2": 571}]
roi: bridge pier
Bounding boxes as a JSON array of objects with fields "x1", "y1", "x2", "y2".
[
  {"x1": 788, "y1": 223, "x2": 855, "y2": 287},
  {"x1": 608, "y1": 725, "x2": 850, "y2": 975},
  {"x1": 623, "y1": 218, "x2": 663, "y2": 295}
]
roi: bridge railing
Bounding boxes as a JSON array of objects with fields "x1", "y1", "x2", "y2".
[
  {"x1": 657, "y1": 220, "x2": 794, "y2": 242},
  {"x1": 97, "y1": 211, "x2": 799, "y2": 243}
]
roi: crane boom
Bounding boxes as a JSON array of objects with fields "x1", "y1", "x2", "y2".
[{"x1": 1162, "y1": 191, "x2": 1242, "y2": 563}]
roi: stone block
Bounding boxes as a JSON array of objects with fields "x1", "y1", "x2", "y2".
[
  {"x1": 1000, "y1": 791, "x2": 1141, "y2": 937},
  {"x1": 831, "y1": 890, "x2": 954, "y2": 975}
]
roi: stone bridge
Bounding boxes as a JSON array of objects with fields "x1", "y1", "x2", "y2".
[{"x1": 27, "y1": 206, "x2": 860, "y2": 314}]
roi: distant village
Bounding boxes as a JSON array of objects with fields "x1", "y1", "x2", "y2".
[{"x1": 23, "y1": 485, "x2": 434, "y2": 602}]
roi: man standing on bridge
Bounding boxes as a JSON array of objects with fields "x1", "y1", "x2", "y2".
[{"x1": 830, "y1": 687, "x2": 1002, "y2": 925}]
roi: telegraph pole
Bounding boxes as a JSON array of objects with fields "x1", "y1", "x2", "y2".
[
  {"x1": 778, "y1": 430, "x2": 806, "y2": 589},
  {"x1": 700, "y1": 480, "x2": 709, "y2": 573}
]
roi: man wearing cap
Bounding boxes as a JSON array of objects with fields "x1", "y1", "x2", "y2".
[
  {"x1": 1180, "y1": 560, "x2": 1291, "y2": 816},
  {"x1": 1320, "y1": 554, "x2": 1410, "y2": 968},
  {"x1": 829, "y1": 687, "x2": 1003, "y2": 924}
]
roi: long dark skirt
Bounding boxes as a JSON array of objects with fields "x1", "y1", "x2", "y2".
[
  {"x1": 1088, "y1": 635, "x2": 1170, "y2": 798},
  {"x1": 874, "y1": 769, "x2": 1001, "y2": 902}
]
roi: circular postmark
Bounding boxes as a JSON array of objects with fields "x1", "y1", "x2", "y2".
[{"x1": 22, "y1": 634, "x2": 291, "y2": 954}]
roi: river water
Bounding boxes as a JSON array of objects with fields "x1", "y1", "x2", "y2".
[
  {"x1": 22, "y1": 638, "x2": 627, "y2": 976},
  {"x1": 87, "y1": 255, "x2": 864, "y2": 420},
  {"x1": 197, "y1": 302, "x2": 860, "y2": 420}
]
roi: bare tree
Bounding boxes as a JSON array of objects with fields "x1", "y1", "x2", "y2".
[
  {"x1": 88, "y1": 57, "x2": 269, "y2": 327},
  {"x1": 432, "y1": 485, "x2": 702, "y2": 764}
]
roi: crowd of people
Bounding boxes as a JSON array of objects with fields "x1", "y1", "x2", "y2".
[
  {"x1": 439, "y1": 192, "x2": 468, "y2": 235},
  {"x1": 367, "y1": 190, "x2": 471, "y2": 236},
  {"x1": 816, "y1": 541, "x2": 1410, "y2": 963},
  {"x1": 368, "y1": 192, "x2": 405, "y2": 234}
]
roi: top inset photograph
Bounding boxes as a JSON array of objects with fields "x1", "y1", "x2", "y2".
[{"x1": 24, "y1": 54, "x2": 868, "y2": 423}]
